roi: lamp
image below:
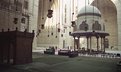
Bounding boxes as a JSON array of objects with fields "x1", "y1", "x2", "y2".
[
  {"x1": 71, "y1": 21, "x2": 76, "y2": 27},
  {"x1": 47, "y1": 9, "x2": 53, "y2": 18}
]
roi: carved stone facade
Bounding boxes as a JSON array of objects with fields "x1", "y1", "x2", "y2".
[
  {"x1": 36, "y1": 0, "x2": 121, "y2": 51},
  {"x1": 0, "y1": 0, "x2": 39, "y2": 49},
  {"x1": 92, "y1": 21, "x2": 101, "y2": 31},
  {"x1": 0, "y1": 0, "x2": 121, "y2": 51},
  {"x1": 79, "y1": 21, "x2": 89, "y2": 31}
]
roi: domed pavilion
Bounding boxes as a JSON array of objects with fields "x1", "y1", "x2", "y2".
[{"x1": 70, "y1": 5, "x2": 109, "y2": 53}]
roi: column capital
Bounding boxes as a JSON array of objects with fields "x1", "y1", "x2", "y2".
[
  {"x1": 100, "y1": 36, "x2": 105, "y2": 38},
  {"x1": 86, "y1": 36, "x2": 89, "y2": 38},
  {"x1": 96, "y1": 36, "x2": 99, "y2": 39}
]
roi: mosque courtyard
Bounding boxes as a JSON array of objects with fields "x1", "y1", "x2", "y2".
[
  {"x1": 0, "y1": 53, "x2": 120, "y2": 72},
  {"x1": 0, "y1": 0, "x2": 121, "y2": 72}
]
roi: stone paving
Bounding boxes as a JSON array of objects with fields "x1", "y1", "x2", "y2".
[{"x1": 33, "y1": 49, "x2": 121, "y2": 59}]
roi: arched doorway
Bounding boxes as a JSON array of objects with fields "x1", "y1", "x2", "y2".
[
  {"x1": 92, "y1": 0, "x2": 118, "y2": 50},
  {"x1": 37, "y1": 0, "x2": 60, "y2": 48}
]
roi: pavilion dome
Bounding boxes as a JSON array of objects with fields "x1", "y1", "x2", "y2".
[{"x1": 77, "y1": 5, "x2": 101, "y2": 17}]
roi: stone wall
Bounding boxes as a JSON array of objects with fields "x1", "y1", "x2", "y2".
[
  {"x1": 0, "y1": 0, "x2": 28, "y2": 32},
  {"x1": 114, "y1": 0, "x2": 121, "y2": 50},
  {"x1": 37, "y1": 0, "x2": 74, "y2": 49},
  {"x1": 92, "y1": 0, "x2": 120, "y2": 50}
]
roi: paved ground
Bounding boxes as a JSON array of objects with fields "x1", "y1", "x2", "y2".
[{"x1": 0, "y1": 53, "x2": 121, "y2": 72}]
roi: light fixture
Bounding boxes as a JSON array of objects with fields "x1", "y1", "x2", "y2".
[
  {"x1": 47, "y1": 0, "x2": 53, "y2": 18},
  {"x1": 47, "y1": 9, "x2": 53, "y2": 18},
  {"x1": 61, "y1": 34, "x2": 63, "y2": 37},
  {"x1": 55, "y1": 36, "x2": 57, "y2": 38},
  {"x1": 13, "y1": 18, "x2": 18, "y2": 24},
  {"x1": 58, "y1": 28, "x2": 60, "y2": 32},
  {"x1": 51, "y1": 32, "x2": 53, "y2": 35},
  {"x1": 48, "y1": 35, "x2": 49, "y2": 37},
  {"x1": 41, "y1": 24, "x2": 44, "y2": 29},
  {"x1": 69, "y1": 32, "x2": 71, "y2": 35},
  {"x1": 71, "y1": 21, "x2": 76, "y2": 27}
]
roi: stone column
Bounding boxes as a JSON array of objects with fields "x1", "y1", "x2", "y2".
[
  {"x1": 77, "y1": 37, "x2": 80, "y2": 50},
  {"x1": 89, "y1": 36, "x2": 92, "y2": 53},
  {"x1": 96, "y1": 36, "x2": 99, "y2": 51},
  {"x1": 100, "y1": 37, "x2": 103, "y2": 52},
  {"x1": 73, "y1": 36, "x2": 76, "y2": 51},
  {"x1": 103, "y1": 36, "x2": 106, "y2": 53},
  {"x1": 86, "y1": 36, "x2": 89, "y2": 50}
]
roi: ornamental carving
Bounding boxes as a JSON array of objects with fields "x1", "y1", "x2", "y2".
[
  {"x1": 79, "y1": 21, "x2": 88, "y2": 31},
  {"x1": 92, "y1": 21, "x2": 101, "y2": 30}
]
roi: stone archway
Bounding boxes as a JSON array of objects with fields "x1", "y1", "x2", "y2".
[
  {"x1": 91, "y1": 0, "x2": 118, "y2": 50},
  {"x1": 37, "y1": 0, "x2": 59, "y2": 48}
]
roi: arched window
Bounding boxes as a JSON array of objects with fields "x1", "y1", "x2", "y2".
[
  {"x1": 104, "y1": 38, "x2": 109, "y2": 48},
  {"x1": 103, "y1": 24, "x2": 105, "y2": 31},
  {"x1": 79, "y1": 21, "x2": 88, "y2": 31},
  {"x1": 92, "y1": 21, "x2": 101, "y2": 30}
]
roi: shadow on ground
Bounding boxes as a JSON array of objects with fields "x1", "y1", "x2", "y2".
[{"x1": 0, "y1": 53, "x2": 120, "y2": 72}]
